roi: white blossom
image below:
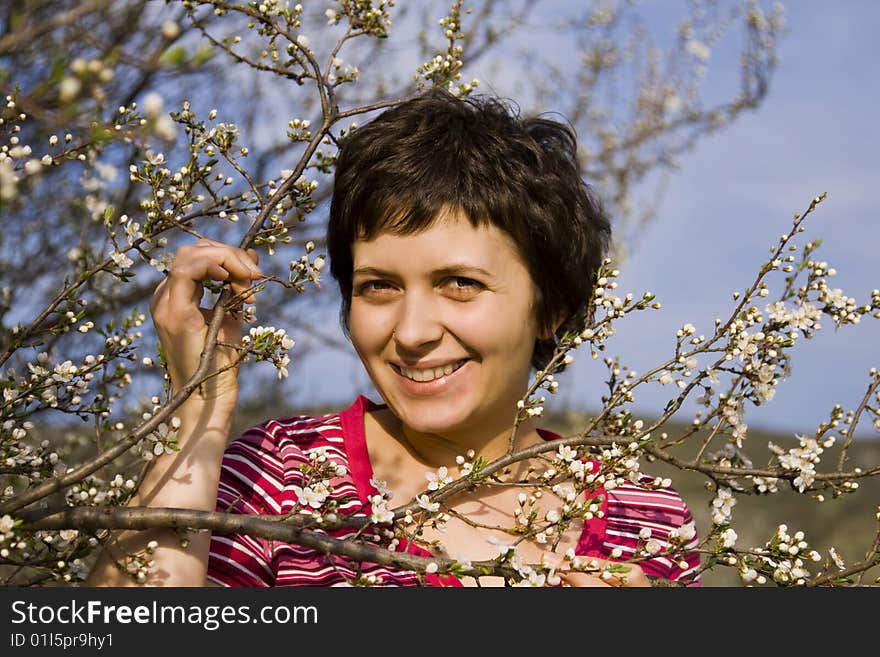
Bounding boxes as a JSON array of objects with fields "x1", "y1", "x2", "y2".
[
  {"x1": 686, "y1": 40, "x2": 710, "y2": 61},
  {"x1": 788, "y1": 303, "x2": 821, "y2": 331},
  {"x1": 766, "y1": 300, "x2": 789, "y2": 324},
  {"x1": 292, "y1": 483, "x2": 329, "y2": 509},
  {"x1": 142, "y1": 92, "x2": 164, "y2": 119},
  {"x1": 124, "y1": 221, "x2": 142, "y2": 244},
  {"x1": 711, "y1": 487, "x2": 737, "y2": 525},
  {"x1": 59, "y1": 77, "x2": 81, "y2": 102},
  {"x1": 111, "y1": 251, "x2": 133, "y2": 269},
  {"x1": 161, "y1": 21, "x2": 180, "y2": 40},
  {"x1": 768, "y1": 434, "x2": 823, "y2": 492},
  {"x1": 52, "y1": 360, "x2": 77, "y2": 382},
  {"x1": 370, "y1": 476, "x2": 390, "y2": 498},
  {"x1": 679, "y1": 523, "x2": 697, "y2": 542},
  {"x1": 425, "y1": 466, "x2": 452, "y2": 491},
  {"x1": 721, "y1": 528, "x2": 738, "y2": 548},
  {"x1": 416, "y1": 494, "x2": 439, "y2": 513},
  {"x1": 369, "y1": 495, "x2": 394, "y2": 524},
  {"x1": 59, "y1": 529, "x2": 78, "y2": 542},
  {"x1": 555, "y1": 445, "x2": 577, "y2": 462}
]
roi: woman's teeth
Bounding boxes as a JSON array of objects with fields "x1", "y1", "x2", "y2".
[{"x1": 398, "y1": 359, "x2": 467, "y2": 382}]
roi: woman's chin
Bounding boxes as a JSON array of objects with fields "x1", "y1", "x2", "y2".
[
  {"x1": 395, "y1": 407, "x2": 468, "y2": 436},
  {"x1": 380, "y1": 391, "x2": 472, "y2": 432}
]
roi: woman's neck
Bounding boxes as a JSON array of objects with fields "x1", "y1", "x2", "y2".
[{"x1": 394, "y1": 414, "x2": 544, "y2": 473}]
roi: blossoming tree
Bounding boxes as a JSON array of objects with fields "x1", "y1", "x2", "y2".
[{"x1": 2, "y1": 0, "x2": 878, "y2": 587}]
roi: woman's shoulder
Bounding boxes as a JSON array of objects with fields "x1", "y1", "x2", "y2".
[
  {"x1": 601, "y1": 473, "x2": 701, "y2": 585},
  {"x1": 605, "y1": 473, "x2": 695, "y2": 520},
  {"x1": 216, "y1": 407, "x2": 355, "y2": 512},
  {"x1": 219, "y1": 408, "x2": 353, "y2": 489},
  {"x1": 229, "y1": 409, "x2": 346, "y2": 453},
  {"x1": 228, "y1": 395, "x2": 376, "y2": 453}
]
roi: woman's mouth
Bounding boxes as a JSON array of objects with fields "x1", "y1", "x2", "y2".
[
  {"x1": 390, "y1": 359, "x2": 471, "y2": 395},
  {"x1": 392, "y1": 359, "x2": 469, "y2": 382}
]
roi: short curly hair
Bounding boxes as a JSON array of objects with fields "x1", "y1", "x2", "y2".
[{"x1": 326, "y1": 88, "x2": 612, "y2": 371}]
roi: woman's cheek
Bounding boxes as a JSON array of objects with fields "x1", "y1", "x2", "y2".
[
  {"x1": 448, "y1": 314, "x2": 489, "y2": 350},
  {"x1": 350, "y1": 303, "x2": 395, "y2": 348}
]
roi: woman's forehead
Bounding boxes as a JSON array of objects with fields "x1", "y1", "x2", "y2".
[{"x1": 351, "y1": 216, "x2": 526, "y2": 273}]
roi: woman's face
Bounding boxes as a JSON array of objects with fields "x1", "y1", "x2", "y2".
[{"x1": 349, "y1": 211, "x2": 542, "y2": 440}]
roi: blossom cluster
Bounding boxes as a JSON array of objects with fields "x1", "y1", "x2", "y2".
[
  {"x1": 290, "y1": 446, "x2": 348, "y2": 525},
  {"x1": 710, "y1": 487, "x2": 736, "y2": 526},
  {"x1": 65, "y1": 473, "x2": 136, "y2": 508},
  {"x1": 0, "y1": 466, "x2": 138, "y2": 583},
  {"x1": 336, "y1": 0, "x2": 396, "y2": 38},
  {"x1": 288, "y1": 241, "x2": 326, "y2": 291},
  {"x1": 765, "y1": 430, "x2": 852, "y2": 494},
  {"x1": 241, "y1": 325, "x2": 296, "y2": 379},
  {"x1": 0, "y1": 515, "x2": 96, "y2": 582},
  {"x1": 118, "y1": 539, "x2": 160, "y2": 584},
  {"x1": 2, "y1": 309, "x2": 145, "y2": 434},
  {"x1": 734, "y1": 524, "x2": 824, "y2": 586},
  {"x1": 413, "y1": 1, "x2": 477, "y2": 96},
  {"x1": 515, "y1": 264, "x2": 661, "y2": 427},
  {"x1": 137, "y1": 416, "x2": 182, "y2": 463},
  {"x1": 1, "y1": 81, "x2": 145, "y2": 202}
]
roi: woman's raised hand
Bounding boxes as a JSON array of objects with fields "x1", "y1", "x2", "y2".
[{"x1": 149, "y1": 238, "x2": 263, "y2": 409}]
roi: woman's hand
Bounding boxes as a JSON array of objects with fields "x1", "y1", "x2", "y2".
[
  {"x1": 149, "y1": 238, "x2": 263, "y2": 408},
  {"x1": 542, "y1": 552, "x2": 651, "y2": 587}
]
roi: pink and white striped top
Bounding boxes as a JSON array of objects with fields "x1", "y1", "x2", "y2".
[{"x1": 207, "y1": 395, "x2": 702, "y2": 586}]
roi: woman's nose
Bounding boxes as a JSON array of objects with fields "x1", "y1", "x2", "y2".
[{"x1": 392, "y1": 291, "x2": 444, "y2": 350}]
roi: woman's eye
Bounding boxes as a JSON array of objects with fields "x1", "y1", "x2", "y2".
[
  {"x1": 355, "y1": 277, "x2": 482, "y2": 298},
  {"x1": 450, "y1": 277, "x2": 479, "y2": 288},
  {"x1": 444, "y1": 277, "x2": 483, "y2": 297},
  {"x1": 357, "y1": 280, "x2": 395, "y2": 295}
]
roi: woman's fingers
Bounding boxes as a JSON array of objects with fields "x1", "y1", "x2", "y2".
[
  {"x1": 192, "y1": 241, "x2": 263, "y2": 281},
  {"x1": 539, "y1": 551, "x2": 610, "y2": 587},
  {"x1": 162, "y1": 244, "x2": 263, "y2": 319},
  {"x1": 557, "y1": 562, "x2": 649, "y2": 587},
  {"x1": 148, "y1": 240, "x2": 265, "y2": 400},
  {"x1": 555, "y1": 571, "x2": 613, "y2": 587},
  {"x1": 541, "y1": 552, "x2": 651, "y2": 587}
]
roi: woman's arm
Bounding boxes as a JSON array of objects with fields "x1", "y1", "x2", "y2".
[
  {"x1": 84, "y1": 398, "x2": 234, "y2": 586},
  {"x1": 84, "y1": 239, "x2": 263, "y2": 586}
]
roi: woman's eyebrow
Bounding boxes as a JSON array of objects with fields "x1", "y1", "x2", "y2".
[{"x1": 353, "y1": 264, "x2": 495, "y2": 278}]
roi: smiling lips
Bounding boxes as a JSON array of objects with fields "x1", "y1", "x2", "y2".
[{"x1": 391, "y1": 359, "x2": 469, "y2": 383}]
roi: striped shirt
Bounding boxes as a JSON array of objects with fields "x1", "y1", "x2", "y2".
[{"x1": 207, "y1": 395, "x2": 701, "y2": 586}]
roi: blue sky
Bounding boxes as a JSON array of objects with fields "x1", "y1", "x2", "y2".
[
  {"x1": 583, "y1": 1, "x2": 880, "y2": 435},
  {"x1": 265, "y1": 2, "x2": 879, "y2": 437}
]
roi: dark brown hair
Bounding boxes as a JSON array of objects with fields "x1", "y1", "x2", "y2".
[{"x1": 327, "y1": 88, "x2": 611, "y2": 371}]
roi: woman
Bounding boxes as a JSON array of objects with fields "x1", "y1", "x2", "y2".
[{"x1": 86, "y1": 90, "x2": 700, "y2": 587}]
